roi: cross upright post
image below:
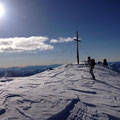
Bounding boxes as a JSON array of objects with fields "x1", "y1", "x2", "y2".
[{"x1": 74, "y1": 31, "x2": 81, "y2": 64}]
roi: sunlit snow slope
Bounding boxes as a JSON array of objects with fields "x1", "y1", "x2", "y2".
[{"x1": 0, "y1": 63, "x2": 120, "y2": 120}]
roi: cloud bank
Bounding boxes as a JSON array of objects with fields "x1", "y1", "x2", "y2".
[
  {"x1": 0, "y1": 36, "x2": 54, "y2": 52},
  {"x1": 50, "y1": 37, "x2": 76, "y2": 43}
]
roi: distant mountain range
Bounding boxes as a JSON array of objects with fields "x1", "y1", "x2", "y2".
[
  {"x1": 0, "y1": 64, "x2": 61, "y2": 77},
  {"x1": 0, "y1": 61, "x2": 119, "y2": 77},
  {"x1": 109, "y1": 61, "x2": 120, "y2": 73}
]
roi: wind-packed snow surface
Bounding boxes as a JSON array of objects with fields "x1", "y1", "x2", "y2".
[{"x1": 0, "y1": 63, "x2": 120, "y2": 120}]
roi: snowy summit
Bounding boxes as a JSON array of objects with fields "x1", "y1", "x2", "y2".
[{"x1": 0, "y1": 62, "x2": 120, "y2": 120}]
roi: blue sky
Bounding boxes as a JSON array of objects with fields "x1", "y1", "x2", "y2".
[{"x1": 0, "y1": 0, "x2": 120, "y2": 67}]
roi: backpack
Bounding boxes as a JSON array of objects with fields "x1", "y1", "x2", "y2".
[{"x1": 91, "y1": 59, "x2": 96, "y2": 66}]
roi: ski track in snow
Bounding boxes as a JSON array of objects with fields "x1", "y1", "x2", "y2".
[{"x1": 0, "y1": 63, "x2": 120, "y2": 120}]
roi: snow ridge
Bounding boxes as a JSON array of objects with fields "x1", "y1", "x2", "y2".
[{"x1": 0, "y1": 63, "x2": 120, "y2": 120}]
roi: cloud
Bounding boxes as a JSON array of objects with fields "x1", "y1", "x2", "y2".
[
  {"x1": 50, "y1": 37, "x2": 76, "y2": 43},
  {"x1": 0, "y1": 36, "x2": 54, "y2": 52}
]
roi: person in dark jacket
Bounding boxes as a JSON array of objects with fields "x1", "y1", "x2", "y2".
[
  {"x1": 87, "y1": 56, "x2": 91, "y2": 65},
  {"x1": 90, "y1": 59, "x2": 96, "y2": 80},
  {"x1": 87, "y1": 57, "x2": 96, "y2": 80},
  {"x1": 103, "y1": 59, "x2": 108, "y2": 66}
]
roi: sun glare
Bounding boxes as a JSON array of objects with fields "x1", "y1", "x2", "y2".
[{"x1": 0, "y1": 4, "x2": 4, "y2": 17}]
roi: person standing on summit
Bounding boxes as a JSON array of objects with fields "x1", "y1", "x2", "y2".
[
  {"x1": 103, "y1": 59, "x2": 108, "y2": 66},
  {"x1": 87, "y1": 56, "x2": 91, "y2": 65},
  {"x1": 87, "y1": 57, "x2": 96, "y2": 80}
]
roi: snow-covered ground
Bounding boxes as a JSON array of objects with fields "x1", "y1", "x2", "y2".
[{"x1": 0, "y1": 63, "x2": 120, "y2": 120}]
